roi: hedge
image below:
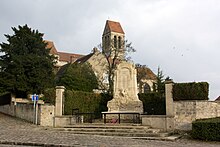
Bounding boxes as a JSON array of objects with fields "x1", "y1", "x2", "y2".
[
  {"x1": 191, "y1": 117, "x2": 220, "y2": 141},
  {"x1": 41, "y1": 88, "x2": 56, "y2": 105},
  {"x1": 64, "y1": 90, "x2": 112, "y2": 118},
  {"x1": 138, "y1": 93, "x2": 166, "y2": 115},
  {"x1": 173, "y1": 82, "x2": 209, "y2": 101},
  {"x1": 0, "y1": 92, "x2": 11, "y2": 106}
]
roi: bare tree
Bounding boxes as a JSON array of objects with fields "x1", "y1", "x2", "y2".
[{"x1": 98, "y1": 39, "x2": 135, "y2": 94}]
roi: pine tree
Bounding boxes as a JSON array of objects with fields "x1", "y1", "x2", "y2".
[
  {"x1": 0, "y1": 25, "x2": 56, "y2": 97},
  {"x1": 153, "y1": 67, "x2": 165, "y2": 94}
]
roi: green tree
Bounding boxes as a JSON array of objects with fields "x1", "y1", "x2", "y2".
[
  {"x1": 0, "y1": 25, "x2": 56, "y2": 97},
  {"x1": 153, "y1": 67, "x2": 165, "y2": 94},
  {"x1": 57, "y1": 63, "x2": 98, "y2": 92}
]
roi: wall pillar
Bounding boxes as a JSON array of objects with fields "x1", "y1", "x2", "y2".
[
  {"x1": 55, "y1": 86, "x2": 65, "y2": 116},
  {"x1": 165, "y1": 80, "x2": 174, "y2": 116},
  {"x1": 165, "y1": 80, "x2": 174, "y2": 131}
]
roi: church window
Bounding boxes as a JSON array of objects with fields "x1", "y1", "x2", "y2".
[
  {"x1": 114, "y1": 36, "x2": 117, "y2": 48},
  {"x1": 104, "y1": 36, "x2": 107, "y2": 49},
  {"x1": 107, "y1": 35, "x2": 110, "y2": 47},
  {"x1": 143, "y1": 84, "x2": 151, "y2": 93},
  {"x1": 118, "y1": 36, "x2": 121, "y2": 49}
]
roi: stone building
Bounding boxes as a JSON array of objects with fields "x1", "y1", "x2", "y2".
[
  {"x1": 102, "y1": 20, "x2": 125, "y2": 59},
  {"x1": 48, "y1": 20, "x2": 156, "y2": 92},
  {"x1": 136, "y1": 65, "x2": 157, "y2": 93}
]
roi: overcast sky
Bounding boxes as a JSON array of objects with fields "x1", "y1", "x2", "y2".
[{"x1": 1, "y1": 0, "x2": 220, "y2": 100}]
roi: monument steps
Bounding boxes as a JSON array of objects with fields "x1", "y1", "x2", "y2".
[
  {"x1": 54, "y1": 124, "x2": 174, "y2": 138},
  {"x1": 61, "y1": 128, "x2": 159, "y2": 134}
]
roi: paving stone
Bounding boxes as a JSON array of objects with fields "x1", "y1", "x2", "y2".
[{"x1": 0, "y1": 113, "x2": 220, "y2": 147}]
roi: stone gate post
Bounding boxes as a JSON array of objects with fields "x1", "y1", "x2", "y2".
[
  {"x1": 165, "y1": 80, "x2": 174, "y2": 117},
  {"x1": 55, "y1": 86, "x2": 65, "y2": 116},
  {"x1": 165, "y1": 80, "x2": 175, "y2": 131}
]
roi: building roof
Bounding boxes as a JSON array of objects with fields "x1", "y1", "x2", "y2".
[
  {"x1": 215, "y1": 96, "x2": 220, "y2": 101},
  {"x1": 58, "y1": 52, "x2": 84, "y2": 63},
  {"x1": 75, "y1": 53, "x2": 94, "y2": 63},
  {"x1": 103, "y1": 20, "x2": 124, "y2": 34},
  {"x1": 136, "y1": 66, "x2": 157, "y2": 80},
  {"x1": 45, "y1": 40, "x2": 58, "y2": 55},
  {"x1": 44, "y1": 40, "x2": 84, "y2": 63}
]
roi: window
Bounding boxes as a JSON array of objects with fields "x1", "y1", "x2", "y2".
[
  {"x1": 144, "y1": 84, "x2": 151, "y2": 93},
  {"x1": 118, "y1": 36, "x2": 121, "y2": 49},
  {"x1": 104, "y1": 36, "x2": 107, "y2": 49},
  {"x1": 114, "y1": 36, "x2": 117, "y2": 48}
]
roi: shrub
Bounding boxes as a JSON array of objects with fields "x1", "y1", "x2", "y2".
[
  {"x1": 41, "y1": 88, "x2": 56, "y2": 105},
  {"x1": 57, "y1": 63, "x2": 98, "y2": 92},
  {"x1": 64, "y1": 90, "x2": 112, "y2": 118},
  {"x1": 173, "y1": 82, "x2": 209, "y2": 101},
  {"x1": 191, "y1": 117, "x2": 220, "y2": 141},
  {"x1": 138, "y1": 92, "x2": 166, "y2": 115}
]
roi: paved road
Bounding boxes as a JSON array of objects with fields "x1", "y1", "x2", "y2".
[{"x1": 0, "y1": 113, "x2": 219, "y2": 147}]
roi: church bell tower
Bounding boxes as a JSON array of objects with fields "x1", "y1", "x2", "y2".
[{"x1": 102, "y1": 20, "x2": 125, "y2": 58}]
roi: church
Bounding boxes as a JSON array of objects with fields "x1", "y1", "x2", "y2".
[{"x1": 47, "y1": 20, "x2": 157, "y2": 93}]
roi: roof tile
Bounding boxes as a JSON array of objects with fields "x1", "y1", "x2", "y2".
[
  {"x1": 58, "y1": 52, "x2": 84, "y2": 63},
  {"x1": 104, "y1": 20, "x2": 124, "y2": 34},
  {"x1": 44, "y1": 40, "x2": 58, "y2": 55}
]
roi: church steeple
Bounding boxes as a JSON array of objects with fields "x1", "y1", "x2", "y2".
[{"x1": 102, "y1": 20, "x2": 125, "y2": 58}]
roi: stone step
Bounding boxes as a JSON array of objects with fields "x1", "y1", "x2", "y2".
[
  {"x1": 58, "y1": 127, "x2": 160, "y2": 134},
  {"x1": 54, "y1": 124, "x2": 173, "y2": 138},
  {"x1": 61, "y1": 130, "x2": 171, "y2": 138},
  {"x1": 63, "y1": 124, "x2": 150, "y2": 130}
]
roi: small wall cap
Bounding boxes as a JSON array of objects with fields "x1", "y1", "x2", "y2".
[
  {"x1": 55, "y1": 86, "x2": 66, "y2": 89},
  {"x1": 164, "y1": 79, "x2": 174, "y2": 84}
]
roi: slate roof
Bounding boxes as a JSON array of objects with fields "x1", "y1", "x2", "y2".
[{"x1": 103, "y1": 20, "x2": 124, "y2": 34}]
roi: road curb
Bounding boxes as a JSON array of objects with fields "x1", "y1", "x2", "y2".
[{"x1": 0, "y1": 140, "x2": 72, "y2": 147}]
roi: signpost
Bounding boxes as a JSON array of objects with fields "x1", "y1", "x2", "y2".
[{"x1": 32, "y1": 94, "x2": 39, "y2": 125}]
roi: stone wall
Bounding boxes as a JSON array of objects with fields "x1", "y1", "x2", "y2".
[
  {"x1": 15, "y1": 103, "x2": 36, "y2": 123},
  {"x1": 0, "y1": 102, "x2": 54, "y2": 127},
  {"x1": 174, "y1": 100, "x2": 220, "y2": 130},
  {"x1": 39, "y1": 104, "x2": 55, "y2": 126},
  {"x1": 54, "y1": 115, "x2": 76, "y2": 127},
  {"x1": 0, "y1": 104, "x2": 15, "y2": 116},
  {"x1": 141, "y1": 115, "x2": 174, "y2": 131}
]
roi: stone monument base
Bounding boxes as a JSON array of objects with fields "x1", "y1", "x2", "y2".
[
  {"x1": 107, "y1": 99, "x2": 143, "y2": 113},
  {"x1": 104, "y1": 99, "x2": 143, "y2": 122}
]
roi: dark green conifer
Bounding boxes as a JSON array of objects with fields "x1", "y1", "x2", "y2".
[{"x1": 0, "y1": 25, "x2": 56, "y2": 97}]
